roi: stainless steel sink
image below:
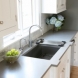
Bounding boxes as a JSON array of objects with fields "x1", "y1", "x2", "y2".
[{"x1": 22, "y1": 44, "x2": 60, "y2": 60}]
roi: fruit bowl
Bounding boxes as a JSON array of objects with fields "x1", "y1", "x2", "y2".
[
  {"x1": 4, "y1": 49, "x2": 21, "y2": 63},
  {"x1": 4, "y1": 55, "x2": 20, "y2": 63}
]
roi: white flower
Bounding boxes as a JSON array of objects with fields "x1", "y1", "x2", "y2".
[
  {"x1": 50, "y1": 17, "x2": 57, "y2": 24},
  {"x1": 46, "y1": 18, "x2": 50, "y2": 25},
  {"x1": 55, "y1": 21, "x2": 63, "y2": 27},
  {"x1": 57, "y1": 15, "x2": 64, "y2": 21}
]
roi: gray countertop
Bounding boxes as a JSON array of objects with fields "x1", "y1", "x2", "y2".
[
  {"x1": 40, "y1": 30, "x2": 77, "y2": 42},
  {"x1": 0, "y1": 30, "x2": 77, "y2": 78},
  {"x1": 0, "y1": 56, "x2": 51, "y2": 78}
]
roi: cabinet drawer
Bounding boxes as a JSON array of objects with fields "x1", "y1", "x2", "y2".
[
  {"x1": 60, "y1": 49, "x2": 68, "y2": 64},
  {"x1": 57, "y1": 50, "x2": 68, "y2": 77},
  {"x1": 57, "y1": 59, "x2": 66, "y2": 78}
]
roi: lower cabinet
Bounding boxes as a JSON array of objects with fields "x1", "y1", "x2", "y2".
[
  {"x1": 57, "y1": 46, "x2": 71, "y2": 78},
  {"x1": 0, "y1": 0, "x2": 18, "y2": 37},
  {"x1": 42, "y1": 46, "x2": 71, "y2": 78}
]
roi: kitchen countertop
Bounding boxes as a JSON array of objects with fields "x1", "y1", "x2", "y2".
[
  {"x1": 0, "y1": 30, "x2": 77, "y2": 78},
  {"x1": 40, "y1": 30, "x2": 77, "y2": 42},
  {"x1": 0, "y1": 56, "x2": 51, "y2": 78}
]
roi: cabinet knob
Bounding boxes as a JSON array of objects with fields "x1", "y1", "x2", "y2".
[
  {"x1": 62, "y1": 70, "x2": 64, "y2": 72},
  {"x1": 63, "y1": 68, "x2": 65, "y2": 70},
  {"x1": 15, "y1": 15, "x2": 17, "y2": 21},
  {"x1": 61, "y1": 4, "x2": 64, "y2": 6},
  {"x1": 62, "y1": 68, "x2": 65, "y2": 72},
  {"x1": 0, "y1": 21, "x2": 3, "y2": 24}
]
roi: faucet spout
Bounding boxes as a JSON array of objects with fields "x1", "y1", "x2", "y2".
[{"x1": 29, "y1": 25, "x2": 43, "y2": 47}]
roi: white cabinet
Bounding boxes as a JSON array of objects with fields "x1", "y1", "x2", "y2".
[
  {"x1": 0, "y1": 0, "x2": 18, "y2": 37},
  {"x1": 42, "y1": 46, "x2": 71, "y2": 78},
  {"x1": 65, "y1": 46, "x2": 71, "y2": 78},
  {"x1": 57, "y1": 46, "x2": 71, "y2": 78},
  {"x1": 42, "y1": 0, "x2": 66, "y2": 14},
  {"x1": 72, "y1": 32, "x2": 78, "y2": 66}
]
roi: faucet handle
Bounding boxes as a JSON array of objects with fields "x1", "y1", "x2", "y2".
[
  {"x1": 40, "y1": 39, "x2": 44, "y2": 43},
  {"x1": 36, "y1": 39, "x2": 44, "y2": 44}
]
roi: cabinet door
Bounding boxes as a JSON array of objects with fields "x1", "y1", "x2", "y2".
[
  {"x1": 42, "y1": 0, "x2": 56, "y2": 13},
  {"x1": 0, "y1": 0, "x2": 17, "y2": 31},
  {"x1": 65, "y1": 47, "x2": 71, "y2": 78},
  {"x1": 58, "y1": 63, "x2": 65, "y2": 78},
  {"x1": 58, "y1": 46, "x2": 71, "y2": 78},
  {"x1": 73, "y1": 33, "x2": 78, "y2": 66}
]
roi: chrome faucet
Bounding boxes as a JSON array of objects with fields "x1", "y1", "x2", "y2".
[{"x1": 29, "y1": 25, "x2": 43, "y2": 47}]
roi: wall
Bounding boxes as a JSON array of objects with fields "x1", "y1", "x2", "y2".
[{"x1": 61, "y1": 0, "x2": 78, "y2": 30}]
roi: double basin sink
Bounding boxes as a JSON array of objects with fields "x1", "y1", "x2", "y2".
[{"x1": 22, "y1": 40, "x2": 66, "y2": 60}]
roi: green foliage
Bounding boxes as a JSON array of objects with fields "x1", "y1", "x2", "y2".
[{"x1": 6, "y1": 49, "x2": 19, "y2": 56}]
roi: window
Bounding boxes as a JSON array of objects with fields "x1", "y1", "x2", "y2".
[
  {"x1": 3, "y1": 0, "x2": 41, "y2": 47},
  {"x1": 22, "y1": 0, "x2": 32, "y2": 29}
]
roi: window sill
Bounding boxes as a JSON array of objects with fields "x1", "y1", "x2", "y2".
[{"x1": 3, "y1": 27, "x2": 40, "y2": 48}]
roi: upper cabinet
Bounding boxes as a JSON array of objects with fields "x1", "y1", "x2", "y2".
[
  {"x1": 42, "y1": 0, "x2": 66, "y2": 14},
  {"x1": 0, "y1": 0, "x2": 18, "y2": 37}
]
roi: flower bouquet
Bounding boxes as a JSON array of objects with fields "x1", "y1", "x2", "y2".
[{"x1": 46, "y1": 14, "x2": 65, "y2": 31}]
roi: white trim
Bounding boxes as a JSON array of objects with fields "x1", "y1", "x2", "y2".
[{"x1": 32, "y1": 0, "x2": 41, "y2": 26}]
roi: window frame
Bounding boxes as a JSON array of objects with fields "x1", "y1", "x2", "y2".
[{"x1": 3, "y1": 0, "x2": 41, "y2": 47}]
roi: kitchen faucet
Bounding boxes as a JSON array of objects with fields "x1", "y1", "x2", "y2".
[{"x1": 29, "y1": 25, "x2": 43, "y2": 47}]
